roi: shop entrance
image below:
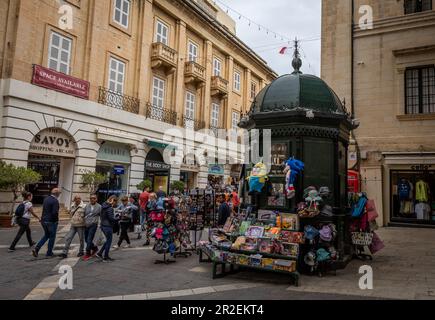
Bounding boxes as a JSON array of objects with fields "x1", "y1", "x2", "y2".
[
  {"x1": 96, "y1": 142, "x2": 131, "y2": 203},
  {"x1": 144, "y1": 148, "x2": 170, "y2": 193},
  {"x1": 27, "y1": 128, "x2": 76, "y2": 206}
]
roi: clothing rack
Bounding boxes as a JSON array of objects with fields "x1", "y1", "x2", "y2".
[{"x1": 154, "y1": 251, "x2": 176, "y2": 264}]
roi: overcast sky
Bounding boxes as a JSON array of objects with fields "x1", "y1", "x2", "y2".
[{"x1": 221, "y1": 0, "x2": 322, "y2": 76}]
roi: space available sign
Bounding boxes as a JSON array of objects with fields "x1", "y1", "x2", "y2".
[
  {"x1": 32, "y1": 64, "x2": 90, "y2": 99},
  {"x1": 29, "y1": 128, "x2": 76, "y2": 158}
]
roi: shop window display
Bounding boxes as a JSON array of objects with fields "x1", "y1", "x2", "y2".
[{"x1": 391, "y1": 170, "x2": 435, "y2": 224}]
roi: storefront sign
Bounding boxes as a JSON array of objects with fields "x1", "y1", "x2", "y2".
[
  {"x1": 411, "y1": 164, "x2": 432, "y2": 171},
  {"x1": 112, "y1": 165, "x2": 125, "y2": 175},
  {"x1": 145, "y1": 160, "x2": 171, "y2": 171},
  {"x1": 97, "y1": 142, "x2": 131, "y2": 164},
  {"x1": 32, "y1": 65, "x2": 90, "y2": 99},
  {"x1": 208, "y1": 164, "x2": 224, "y2": 176},
  {"x1": 148, "y1": 140, "x2": 177, "y2": 150},
  {"x1": 29, "y1": 128, "x2": 76, "y2": 158}
]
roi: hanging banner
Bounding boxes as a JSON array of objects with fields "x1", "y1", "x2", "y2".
[{"x1": 32, "y1": 64, "x2": 90, "y2": 99}]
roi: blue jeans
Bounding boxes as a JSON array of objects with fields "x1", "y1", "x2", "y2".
[
  {"x1": 98, "y1": 226, "x2": 113, "y2": 258},
  {"x1": 140, "y1": 209, "x2": 147, "y2": 227},
  {"x1": 85, "y1": 224, "x2": 98, "y2": 255},
  {"x1": 36, "y1": 222, "x2": 58, "y2": 256}
]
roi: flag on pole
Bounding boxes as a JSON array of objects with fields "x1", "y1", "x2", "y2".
[{"x1": 279, "y1": 47, "x2": 291, "y2": 55}]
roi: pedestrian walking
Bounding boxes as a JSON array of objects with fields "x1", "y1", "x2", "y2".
[
  {"x1": 113, "y1": 196, "x2": 137, "y2": 249},
  {"x1": 139, "y1": 186, "x2": 150, "y2": 234},
  {"x1": 83, "y1": 194, "x2": 102, "y2": 261},
  {"x1": 9, "y1": 192, "x2": 40, "y2": 252},
  {"x1": 96, "y1": 195, "x2": 118, "y2": 262},
  {"x1": 128, "y1": 194, "x2": 139, "y2": 233},
  {"x1": 32, "y1": 188, "x2": 61, "y2": 258},
  {"x1": 59, "y1": 195, "x2": 86, "y2": 259}
]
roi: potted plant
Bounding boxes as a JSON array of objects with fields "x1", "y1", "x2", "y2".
[
  {"x1": 80, "y1": 171, "x2": 107, "y2": 195},
  {"x1": 170, "y1": 180, "x2": 185, "y2": 194},
  {"x1": 0, "y1": 161, "x2": 41, "y2": 228},
  {"x1": 137, "y1": 179, "x2": 152, "y2": 192}
]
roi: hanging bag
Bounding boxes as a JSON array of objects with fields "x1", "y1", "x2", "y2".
[{"x1": 352, "y1": 195, "x2": 368, "y2": 218}]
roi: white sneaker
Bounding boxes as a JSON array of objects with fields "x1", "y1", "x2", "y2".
[
  {"x1": 112, "y1": 245, "x2": 120, "y2": 249},
  {"x1": 123, "y1": 244, "x2": 132, "y2": 249}
]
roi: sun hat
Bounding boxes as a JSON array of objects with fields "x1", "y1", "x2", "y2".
[
  {"x1": 319, "y1": 186, "x2": 331, "y2": 198},
  {"x1": 320, "y1": 205, "x2": 333, "y2": 217},
  {"x1": 304, "y1": 251, "x2": 317, "y2": 266},
  {"x1": 304, "y1": 225, "x2": 319, "y2": 241},
  {"x1": 316, "y1": 248, "x2": 331, "y2": 262},
  {"x1": 319, "y1": 225, "x2": 333, "y2": 242}
]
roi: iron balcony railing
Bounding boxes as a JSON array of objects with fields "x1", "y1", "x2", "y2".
[
  {"x1": 183, "y1": 115, "x2": 206, "y2": 131},
  {"x1": 98, "y1": 87, "x2": 140, "y2": 114},
  {"x1": 146, "y1": 104, "x2": 178, "y2": 125}
]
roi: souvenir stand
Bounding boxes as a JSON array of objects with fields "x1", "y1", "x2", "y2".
[
  {"x1": 151, "y1": 203, "x2": 178, "y2": 265},
  {"x1": 188, "y1": 189, "x2": 205, "y2": 251},
  {"x1": 199, "y1": 46, "x2": 359, "y2": 282}
]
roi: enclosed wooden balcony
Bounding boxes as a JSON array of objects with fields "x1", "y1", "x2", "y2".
[
  {"x1": 211, "y1": 76, "x2": 229, "y2": 99},
  {"x1": 151, "y1": 42, "x2": 177, "y2": 75},
  {"x1": 184, "y1": 61, "x2": 206, "y2": 88}
]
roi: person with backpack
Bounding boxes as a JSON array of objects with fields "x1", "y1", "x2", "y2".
[
  {"x1": 113, "y1": 196, "x2": 137, "y2": 249},
  {"x1": 59, "y1": 195, "x2": 86, "y2": 259},
  {"x1": 9, "y1": 192, "x2": 40, "y2": 252},
  {"x1": 32, "y1": 188, "x2": 61, "y2": 258}
]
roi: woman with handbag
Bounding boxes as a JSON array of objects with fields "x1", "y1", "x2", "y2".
[
  {"x1": 59, "y1": 195, "x2": 87, "y2": 259},
  {"x1": 9, "y1": 192, "x2": 40, "y2": 252}
]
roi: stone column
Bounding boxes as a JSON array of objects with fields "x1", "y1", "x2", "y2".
[
  {"x1": 225, "y1": 55, "x2": 234, "y2": 129},
  {"x1": 174, "y1": 20, "x2": 187, "y2": 126},
  {"x1": 203, "y1": 40, "x2": 213, "y2": 128},
  {"x1": 244, "y1": 68, "x2": 252, "y2": 114},
  {"x1": 137, "y1": 0, "x2": 155, "y2": 115}
]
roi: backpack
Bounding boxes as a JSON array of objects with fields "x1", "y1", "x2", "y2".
[{"x1": 15, "y1": 203, "x2": 25, "y2": 218}]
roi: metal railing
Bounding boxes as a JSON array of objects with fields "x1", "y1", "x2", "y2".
[
  {"x1": 98, "y1": 87, "x2": 140, "y2": 114},
  {"x1": 146, "y1": 104, "x2": 178, "y2": 125},
  {"x1": 183, "y1": 115, "x2": 206, "y2": 131}
]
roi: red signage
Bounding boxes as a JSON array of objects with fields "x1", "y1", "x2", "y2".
[{"x1": 31, "y1": 65, "x2": 90, "y2": 100}]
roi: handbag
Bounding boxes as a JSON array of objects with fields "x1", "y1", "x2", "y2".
[
  {"x1": 366, "y1": 200, "x2": 379, "y2": 222},
  {"x1": 352, "y1": 195, "x2": 368, "y2": 218},
  {"x1": 351, "y1": 232, "x2": 373, "y2": 246},
  {"x1": 369, "y1": 232, "x2": 385, "y2": 254}
]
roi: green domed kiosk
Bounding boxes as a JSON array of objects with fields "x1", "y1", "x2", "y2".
[{"x1": 239, "y1": 43, "x2": 359, "y2": 271}]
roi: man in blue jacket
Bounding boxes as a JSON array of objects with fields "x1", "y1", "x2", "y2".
[{"x1": 32, "y1": 188, "x2": 61, "y2": 258}]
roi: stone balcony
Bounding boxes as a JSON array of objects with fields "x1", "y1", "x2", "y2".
[
  {"x1": 184, "y1": 61, "x2": 206, "y2": 88},
  {"x1": 151, "y1": 42, "x2": 177, "y2": 75},
  {"x1": 211, "y1": 76, "x2": 229, "y2": 99}
]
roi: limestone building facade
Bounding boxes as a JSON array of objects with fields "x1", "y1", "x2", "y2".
[
  {"x1": 322, "y1": 0, "x2": 435, "y2": 226},
  {"x1": 0, "y1": 0, "x2": 276, "y2": 210}
]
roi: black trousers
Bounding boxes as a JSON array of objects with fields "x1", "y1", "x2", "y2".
[
  {"x1": 10, "y1": 219, "x2": 33, "y2": 249},
  {"x1": 117, "y1": 222, "x2": 131, "y2": 246}
]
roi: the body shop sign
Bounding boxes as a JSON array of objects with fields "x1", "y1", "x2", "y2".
[
  {"x1": 29, "y1": 129, "x2": 76, "y2": 158},
  {"x1": 32, "y1": 65, "x2": 90, "y2": 99}
]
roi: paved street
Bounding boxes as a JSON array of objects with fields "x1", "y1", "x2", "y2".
[{"x1": 0, "y1": 223, "x2": 434, "y2": 300}]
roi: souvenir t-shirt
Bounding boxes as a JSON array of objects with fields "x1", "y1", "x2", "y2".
[
  {"x1": 22, "y1": 201, "x2": 33, "y2": 220},
  {"x1": 398, "y1": 180, "x2": 411, "y2": 200}
]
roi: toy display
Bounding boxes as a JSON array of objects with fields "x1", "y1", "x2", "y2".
[
  {"x1": 247, "y1": 161, "x2": 269, "y2": 194},
  {"x1": 246, "y1": 226, "x2": 265, "y2": 238},
  {"x1": 283, "y1": 157, "x2": 305, "y2": 199}
]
